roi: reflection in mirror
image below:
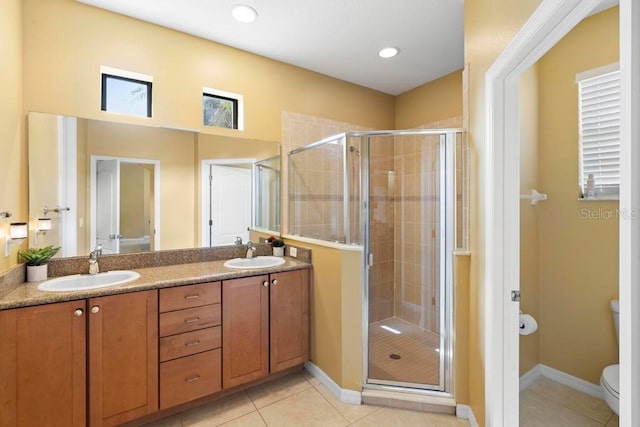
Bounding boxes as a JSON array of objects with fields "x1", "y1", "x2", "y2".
[
  {"x1": 92, "y1": 156, "x2": 159, "y2": 254},
  {"x1": 201, "y1": 159, "x2": 253, "y2": 247},
  {"x1": 28, "y1": 112, "x2": 280, "y2": 257},
  {"x1": 254, "y1": 155, "x2": 281, "y2": 233}
]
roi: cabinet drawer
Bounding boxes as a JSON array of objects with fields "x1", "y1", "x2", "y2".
[
  {"x1": 159, "y1": 304, "x2": 221, "y2": 337},
  {"x1": 159, "y1": 282, "x2": 221, "y2": 313},
  {"x1": 160, "y1": 349, "x2": 221, "y2": 409},
  {"x1": 160, "y1": 326, "x2": 221, "y2": 362}
]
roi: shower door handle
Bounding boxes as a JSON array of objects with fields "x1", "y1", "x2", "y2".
[{"x1": 367, "y1": 253, "x2": 374, "y2": 267}]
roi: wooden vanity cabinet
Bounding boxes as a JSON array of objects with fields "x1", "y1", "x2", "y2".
[
  {"x1": 0, "y1": 290, "x2": 158, "y2": 427},
  {"x1": 89, "y1": 290, "x2": 158, "y2": 426},
  {"x1": 222, "y1": 269, "x2": 309, "y2": 389},
  {"x1": 159, "y1": 282, "x2": 222, "y2": 409},
  {"x1": 222, "y1": 275, "x2": 270, "y2": 388},
  {"x1": 0, "y1": 300, "x2": 87, "y2": 427},
  {"x1": 269, "y1": 269, "x2": 310, "y2": 373}
]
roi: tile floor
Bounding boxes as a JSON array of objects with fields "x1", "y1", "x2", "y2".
[
  {"x1": 520, "y1": 376, "x2": 619, "y2": 426},
  {"x1": 144, "y1": 370, "x2": 470, "y2": 427},
  {"x1": 369, "y1": 317, "x2": 440, "y2": 386}
]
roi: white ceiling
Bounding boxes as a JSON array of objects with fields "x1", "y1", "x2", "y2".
[{"x1": 77, "y1": 0, "x2": 464, "y2": 96}]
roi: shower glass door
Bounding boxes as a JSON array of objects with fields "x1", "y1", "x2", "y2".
[{"x1": 363, "y1": 130, "x2": 453, "y2": 392}]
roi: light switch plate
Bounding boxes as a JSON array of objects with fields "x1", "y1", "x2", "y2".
[{"x1": 290, "y1": 247, "x2": 298, "y2": 258}]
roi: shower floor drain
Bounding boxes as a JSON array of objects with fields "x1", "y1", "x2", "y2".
[{"x1": 389, "y1": 353, "x2": 402, "y2": 360}]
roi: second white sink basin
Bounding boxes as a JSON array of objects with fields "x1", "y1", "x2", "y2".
[
  {"x1": 224, "y1": 256, "x2": 285, "y2": 270},
  {"x1": 37, "y1": 270, "x2": 140, "y2": 292}
]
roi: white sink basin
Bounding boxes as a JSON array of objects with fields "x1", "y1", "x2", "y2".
[
  {"x1": 223, "y1": 256, "x2": 285, "y2": 270},
  {"x1": 37, "y1": 270, "x2": 140, "y2": 292}
]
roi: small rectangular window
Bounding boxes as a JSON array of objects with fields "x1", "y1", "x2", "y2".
[
  {"x1": 203, "y1": 87, "x2": 244, "y2": 130},
  {"x1": 577, "y1": 65, "x2": 620, "y2": 198},
  {"x1": 101, "y1": 66, "x2": 152, "y2": 118}
]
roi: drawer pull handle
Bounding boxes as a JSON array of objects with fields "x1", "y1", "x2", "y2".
[
  {"x1": 184, "y1": 294, "x2": 200, "y2": 300},
  {"x1": 185, "y1": 375, "x2": 201, "y2": 383},
  {"x1": 74, "y1": 309, "x2": 84, "y2": 317},
  {"x1": 185, "y1": 317, "x2": 200, "y2": 323},
  {"x1": 262, "y1": 281, "x2": 269, "y2": 287},
  {"x1": 185, "y1": 340, "x2": 201, "y2": 347}
]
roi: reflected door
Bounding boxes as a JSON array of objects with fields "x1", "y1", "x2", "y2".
[
  {"x1": 96, "y1": 159, "x2": 120, "y2": 254},
  {"x1": 208, "y1": 165, "x2": 251, "y2": 246}
]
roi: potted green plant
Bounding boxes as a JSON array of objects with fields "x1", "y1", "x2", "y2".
[
  {"x1": 267, "y1": 235, "x2": 286, "y2": 256},
  {"x1": 19, "y1": 245, "x2": 60, "y2": 282}
]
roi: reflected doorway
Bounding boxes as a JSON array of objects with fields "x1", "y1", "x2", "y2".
[
  {"x1": 90, "y1": 156, "x2": 160, "y2": 254},
  {"x1": 201, "y1": 159, "x2": 253, "y2": 247}
]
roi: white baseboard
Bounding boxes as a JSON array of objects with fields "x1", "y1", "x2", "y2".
[
  {"x1": 304, "y1": 361, "x2": 362, "y2": 404},
  {"x1": 519, "y1": 363, "x2": 603, "y2": 399},
  {"x1": 519, "y1": 364, "x2": 543, "y2": 392},
  {"x1": 456, "y1": 404, "x2": 479, "y2": 427}
]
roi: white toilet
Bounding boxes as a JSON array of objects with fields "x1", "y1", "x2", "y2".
[{"x1": 601, "y1": 299, "x2": 620, "y2": 415}]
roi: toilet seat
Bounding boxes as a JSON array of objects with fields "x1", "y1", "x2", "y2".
[{"x1": 601, "y1": 364, "x2": 619, "y2": 415}]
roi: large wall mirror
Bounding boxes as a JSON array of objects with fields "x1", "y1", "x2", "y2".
[{"x1": 28, "y1": 112, "x2": 280, "y2": 257}]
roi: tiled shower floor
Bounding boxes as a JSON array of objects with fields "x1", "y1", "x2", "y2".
[{"x1": 368, "y1": 317, "x2": 440, "y2": 386}]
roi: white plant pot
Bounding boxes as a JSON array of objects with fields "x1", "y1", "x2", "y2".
[
  {"x1": 26, "y1": 264, "x2": 48, "y2": 282},
  {"x1": 273, "y1": 246, "x2": 285, "y2": 257}
]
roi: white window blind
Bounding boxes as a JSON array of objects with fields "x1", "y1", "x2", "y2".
[{"x1": 578, "y1": 68, "x2": 620, "y2": 197}]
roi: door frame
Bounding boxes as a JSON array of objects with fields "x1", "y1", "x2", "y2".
[
  {"x1": 484, "y1": 0, "x2": 637, "y2": 425},
  {"x1": 200, "y1": 158, "x2": 255, "y2": 247},
  {"x1": 90, "y1": 156, "x2": 161, "y2": 253}
]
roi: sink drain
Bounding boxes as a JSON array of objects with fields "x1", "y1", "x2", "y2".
[{"x1": 389, "y1": 353, "x2": 402, "y2": 360}]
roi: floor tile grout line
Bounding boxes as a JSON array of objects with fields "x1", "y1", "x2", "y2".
[
  {"x1": 312, "y1": 382, "x2": 385, "y2": 424},
  {"x1": 253, "y1": 381, "x2": 316, "y2": 412},
  {"x1": 309, "y1": 383, "x2": 357, "y2": 426},
  {"x1": 523, "y1": 387, "x2": 611, "y2": 425}
]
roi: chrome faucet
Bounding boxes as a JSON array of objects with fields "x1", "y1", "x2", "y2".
[
  {"x1": 89, "y1": 245, "x2": 102, "y2": 275},
  {"x1": 235, "y1": 236, "x2": 243, "y2": 245},
  {"x1": 245, "y1": 240, "x2": 256, "y2": 259}
]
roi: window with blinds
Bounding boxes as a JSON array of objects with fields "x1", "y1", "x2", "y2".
[{"x1": 577, "y1": 66, "x2": 620, "y2": 198}]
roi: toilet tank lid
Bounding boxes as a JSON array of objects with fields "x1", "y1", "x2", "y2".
[{"x1": 611, "y1": 299, "x2": 619, "y2": 313}]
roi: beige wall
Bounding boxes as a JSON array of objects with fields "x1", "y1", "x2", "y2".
[
  {"x1": 85, "y1": 120, "x2": 197, "y2": 250},
  {"x1": 22, "y1": 0, "x2": 395, "y2": 144},
  {"x1": 537, "y1": 7, "x2": 619, "y2": 384},
  {"x1": 0, "y1": 0, "x2": 27, "y2": 272},
  {"x1": 454, "y1": 255, "x2": 471, "y2": 404},
  {"x1": 465, "y1": 0, "x2": 543, "y2": 423},
  {"x1": 27, "y1": 113, "x2": 63, "y2": 250},
  {"x1": 519, "y1": 65, "x2": 540, "y2": 375},
  {"x1": 395, "y1": 70, "x2": 463, "y2": 129},
  {"x1": 120, "y1": 163, "x2": 149, "y2": 238}
]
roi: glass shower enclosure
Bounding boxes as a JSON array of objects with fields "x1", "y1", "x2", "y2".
[{"x1": 288, "y1": 129, "x2": 465, "y2": 394}]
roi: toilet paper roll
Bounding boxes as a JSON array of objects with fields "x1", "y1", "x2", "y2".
[{"x1": 519, "y1": 313, "x2": 538, "y2": 335}]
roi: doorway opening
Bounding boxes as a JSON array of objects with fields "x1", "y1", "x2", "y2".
[{"x1": 90, "y1": 156, "x2": 160, "y2": 254}]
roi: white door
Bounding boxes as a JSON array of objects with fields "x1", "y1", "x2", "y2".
[
  {"x1": 96, "y1": 159, "x2": 120, "y2": 254},
  {"x1": 208, "y1": 165, "x2": 251, "y2": 246}
]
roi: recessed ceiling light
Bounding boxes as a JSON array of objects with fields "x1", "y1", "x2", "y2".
[
  {"x1": 232, "y1": 4, "x2": 258, "y2": 23},
  {"x1": 378, "y1": 47, "x2": 400, "y2": 59}
]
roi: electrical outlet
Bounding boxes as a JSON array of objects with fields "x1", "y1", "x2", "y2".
[{"x1": 290, "y1": 247, "x2": 298, "y2": 258}]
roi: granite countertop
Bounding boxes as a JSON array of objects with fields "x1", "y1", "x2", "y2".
[{"x1": 0, "y1": 257, "x2": 310, "y2": 310}]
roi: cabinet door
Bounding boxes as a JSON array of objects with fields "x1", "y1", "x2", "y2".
[
  {"x1": 89, "y1": 290, "x2": 158, "y2": 426},
  {"x1": 222, "y1": 275, "x2": 269, "y2": 388},
  {"x1": 270, "y1": 269, "x2": 310, "y2": 373},
  {"x1": 0, "y1": 300, "x2": 86, "y2": 427}
]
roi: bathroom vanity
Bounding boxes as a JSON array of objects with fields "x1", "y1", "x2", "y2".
[{"x1": 0, "y1": 254, "x2": 310, "y2": 427}]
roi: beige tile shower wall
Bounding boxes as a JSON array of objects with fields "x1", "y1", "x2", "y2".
[
  {"x1": 368, "y1": 136, "x2": 395, "y2": 323},
  {"x1": 394, "y1": 117, "x2": 463, "y2": 332},
  {"x1": 283, "y1": 112, "x2": 371, "y2": 242}
]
